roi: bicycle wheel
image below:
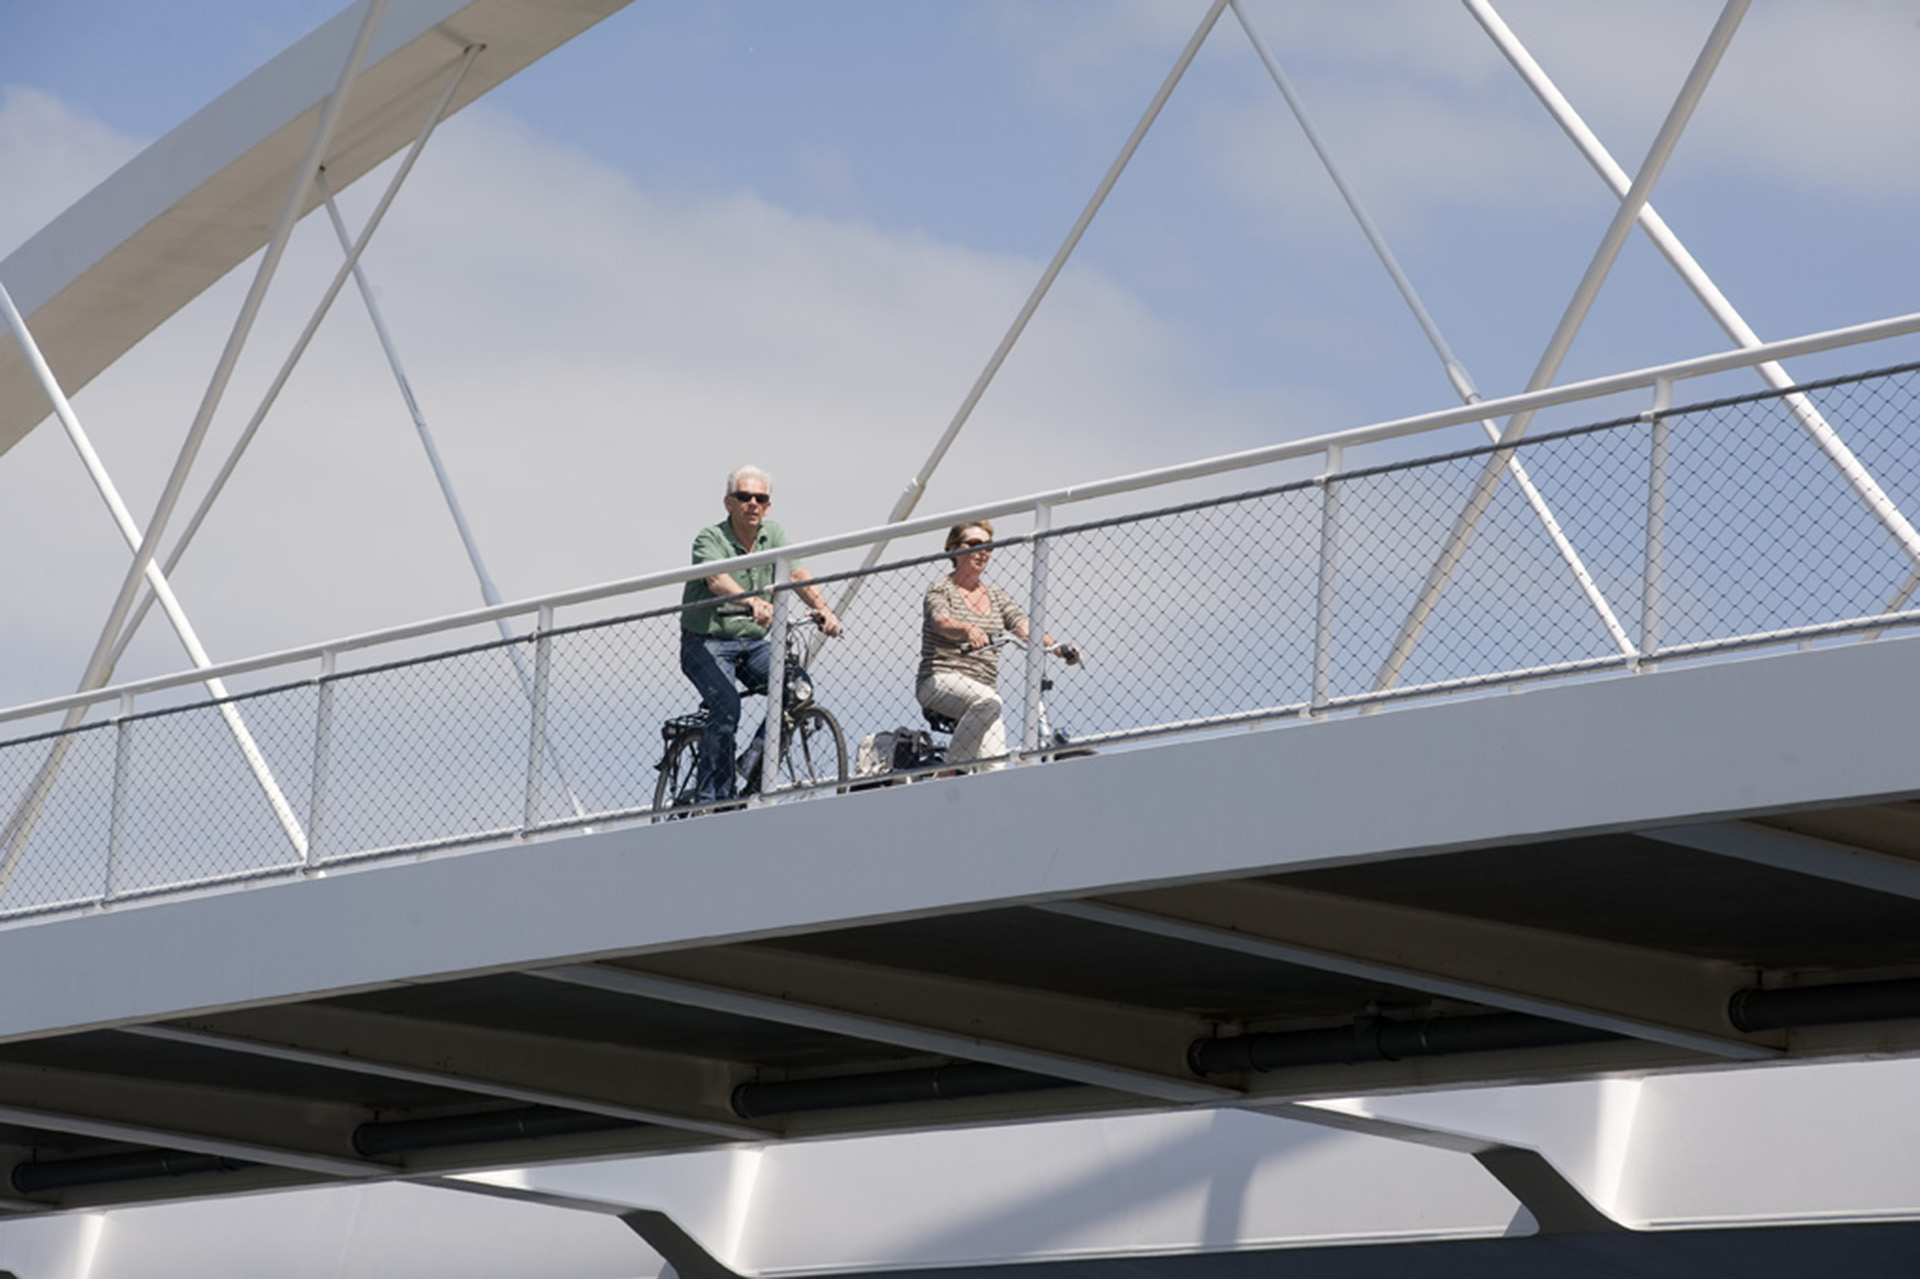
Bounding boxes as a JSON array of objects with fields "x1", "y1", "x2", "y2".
[
  {"x1": 653, "y1": 727, "x2": 702, "y2": 815},
  {"x1": 780, "y1": 705, "x2": 847, "y2": 789}
]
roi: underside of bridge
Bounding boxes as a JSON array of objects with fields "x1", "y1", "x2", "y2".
[{"x1": 2, "y1": 633, "x2": 1919, "y2": 1220}]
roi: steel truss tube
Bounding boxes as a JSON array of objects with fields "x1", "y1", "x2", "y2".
[
  {"x1": 0, "y1": 2, "x2": 395, "y2": 888},
  {"x1": 0, "y1": 283, "x2": 309, "y2": 884},
  {"x1": 3, "y1": 310, "x2": 1917, "y2": 736},
  {"x1": 1469, "y1": 0, "x2": 1920, "y2": 573},
  {"x1": 1864, "y1": 569, "x2": 1920, "y2": 644},
  {"x1": 826, "y1": 0, "x2": 1231, "y2": 634},
  {"x1": 320, "y1": 179, "x2": 588, "y2": 821},
  {"x1": 78, "y1": 0, "x2": 385, "y2": 723},
  {"x1": 3, "y1": 0, "x2": 390, "y2": 882},
  {"x1": 1374, "y1": 0, "x2": 1748, "y2": 693},
  {"x1": 110, "y1": 41, "x2": 480, "y2": 673},
  {"x1": 1230, "y1": 0, "x2": 1466, "y2": 404},
  {"x1": 1232, "y1": 0, "x2": 1631, "y2": 659}
]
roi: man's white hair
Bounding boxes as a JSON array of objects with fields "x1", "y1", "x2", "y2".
[{"x1": 726, "y1": 464, "x2": 772, "y2": 493}]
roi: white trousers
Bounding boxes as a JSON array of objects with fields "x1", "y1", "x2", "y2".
[{"x1": 916, "y1": 672, "x2": 1007, "y2": 771}]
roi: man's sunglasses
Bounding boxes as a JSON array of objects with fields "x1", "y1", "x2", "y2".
[{"x1": 730, "y1": 491, "x2": 772, "y2": 505}]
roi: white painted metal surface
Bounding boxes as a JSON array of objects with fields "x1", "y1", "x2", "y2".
[
  {"x1": 0, "y1": 0, "x2": 633, "y2": 456},
  {"x1": 4, "y1": 2, "x2": 1920, "y2": 1274},
  {"x1": 4, "y1": 628, "x2": 1917, "y2": 1048},
  {"x1": 7, "y1": 1055, "x2": 1920, "y2": 1276}
]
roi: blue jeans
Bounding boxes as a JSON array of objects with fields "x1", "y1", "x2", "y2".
[{"x1": 679, "y1": 632, "x2": 772, "y2": 803}]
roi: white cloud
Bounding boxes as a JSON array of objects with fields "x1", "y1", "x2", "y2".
[
  {"x1": 0, "y1": 87, "x2": 138, "y2": 260},
  {"x1": 1690, "y1": 0, "x2": 1920, "y2": 200},
  {"x1": 982, "y1": 0, "x2": 1215, "y2": 113},
  {"x1": 1191, "y1": 0, "x2": 1920, "y2": 238}
]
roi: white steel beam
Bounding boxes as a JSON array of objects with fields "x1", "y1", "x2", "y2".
[
  {"x1": 1230, "y1": 0, "x2": 1631, "y2": 660},
  {"x1": 1374, "y1": 0, "x2": 1749, "y2": 693},
  {"x1": 2, "y1": 2, "x2": 389, "y2": 883},
  {"x1": 828, "y1": 0, "x2": 1230, "y2": 635},
  {"x1": 1, "y1": 1, "x2": 394, "y2": 891},
  {"x1": 322, "y1": 173, "x2": 506, "y2": 618},
  {"x1": 1044, "y1": 881, "x2": 1776, "y2": 1060},
  {"x1": 0, "y1": 0, "x2": 635, "y2": 457},
  {"x1": 109, "y1": 43, "x2": 482, "y2": 673},
  {"x1": 126, "y1": 1006, "x2": 767, "y2": 1142},
  {"x1": 0, "y1": 286, "x2": 307, "y2": 888},
  {"x1": 423, "y1": 1180, "x2": 749, "y2": 1279},
  {"x1": 1641, "y1": 821, "x2": 1920, "y2": 902},
  {"x1": 78, "y1": 0, "x2": 388, "y2": 710},
  {"x1": 535, "y1": 950, "x2": 1235, "y2": 1105},
  {"x1": 1254, "y1": 1101, "x2": 1623, "y2": 1235},
  {"x1": 1468, "y1": 0, "x2": 1920, "y2": 577}
]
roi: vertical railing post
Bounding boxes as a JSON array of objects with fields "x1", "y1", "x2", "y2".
[
  {"x1": 306, "y1": 649, "x2": 337, "y2": 870},
  {"x1": 1020, "y1": 504, "x2": 1055, "y2": 757},
  {"x1": 103, "y1": 691, "x2": 135, "y2": 904},
  {"x1": 523, "y1": 605, "x2": 555, "y2": 834},
  {"x1": 1312, "y1": 445, "x2": 1344, "y2": 715},
  {"x1": 758, "y1": 560, "x2": 792, "y2": 801},
  {"x1": 1641, "y1": 378, "x2": 1673, "y2": 669}
]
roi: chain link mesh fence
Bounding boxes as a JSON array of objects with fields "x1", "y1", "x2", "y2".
[{"x1": 2, "y1": 363, "x2": 1915, "y2": 920}]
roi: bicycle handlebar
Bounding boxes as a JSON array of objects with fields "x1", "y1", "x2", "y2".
[
  {"x1": 962, "y1": 634, "x2": 1082, "y2": 665},
  {"x1": 711, "y1": 603, "x2": 834, "y2": 634}
]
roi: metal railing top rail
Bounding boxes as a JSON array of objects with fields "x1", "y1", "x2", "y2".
[{"x1": 4, "y1": 306, "x2": 1917, "y2": 731}]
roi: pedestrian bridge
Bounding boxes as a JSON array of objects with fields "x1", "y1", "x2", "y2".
[
  {"x1": 6, "y1": 1, "x2": 1920, "y2": 1270},
  {"x1": 4, "y1": 337, "x2": 1920, "y2": 1238}
]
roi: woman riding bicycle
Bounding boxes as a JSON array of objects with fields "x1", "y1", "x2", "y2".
[{"x1": 916, "y1": 520, "x2": 1081, "y2": 772}]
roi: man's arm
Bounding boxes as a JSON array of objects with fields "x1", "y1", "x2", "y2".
[
  {"x1": 791, "y1": 567, "x2": 842, "y2": 637},
  {"x1": 704, "y1": 570, "x2": 774, "y2": 628}
]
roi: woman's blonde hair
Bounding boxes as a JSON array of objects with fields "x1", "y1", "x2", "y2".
[{"x1": 945, "y1": 520, "x2": 994, "y2": 553}]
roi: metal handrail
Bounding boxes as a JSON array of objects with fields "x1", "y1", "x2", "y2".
[{"x1": 3, "y1": 308, "x2": 1915, "y2": 732}]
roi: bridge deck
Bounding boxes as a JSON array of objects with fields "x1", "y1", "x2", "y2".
[{"x1": 3, "y1": 628, "x2": 1918, "y2": 1212}]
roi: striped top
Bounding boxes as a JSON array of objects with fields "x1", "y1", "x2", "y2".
[{"x1": 918, "y1": 576, "x2": 1028, "y2": 686}]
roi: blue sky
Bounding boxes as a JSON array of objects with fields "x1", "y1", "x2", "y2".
[{"x1": 1, "y1": 1, "x2": 1917, "y2": 700}]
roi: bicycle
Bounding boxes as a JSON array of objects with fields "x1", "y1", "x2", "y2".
[
  {"x1": 868, "y1": 636, "x2": 1088, "y2": 779},
  {"x1": 654, "y1": 614, "x2": 848, "y2": 815}
]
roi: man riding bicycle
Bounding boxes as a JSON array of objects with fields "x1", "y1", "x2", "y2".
[{"x1": 679, "y1": 464, "x2": 842, "y2": 805}]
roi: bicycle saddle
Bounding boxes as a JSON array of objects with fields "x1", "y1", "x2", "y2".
[{"x1": 922, "y1": 708, "x2": 958, "y2": 734}]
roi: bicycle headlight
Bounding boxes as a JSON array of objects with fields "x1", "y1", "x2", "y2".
[{"x1": 787, "y1": 672, "x2": 813, "y2": 705}]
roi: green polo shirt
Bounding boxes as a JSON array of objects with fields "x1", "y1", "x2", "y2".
[{"x1": 680, "y1": 518, "x2": 795, "y2": 639}]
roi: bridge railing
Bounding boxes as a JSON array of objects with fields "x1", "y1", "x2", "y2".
[{"x1": 2, "y1": 313, "x2": 1919, "y2": 922}]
